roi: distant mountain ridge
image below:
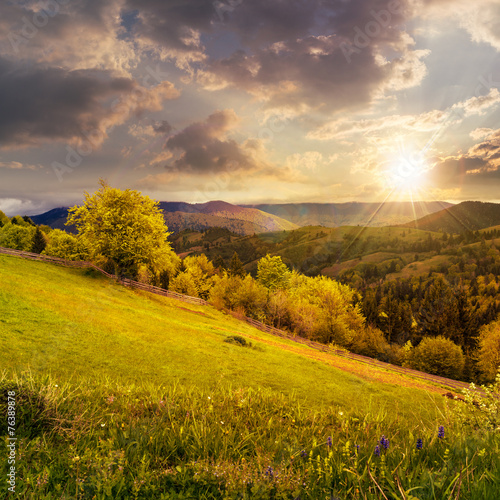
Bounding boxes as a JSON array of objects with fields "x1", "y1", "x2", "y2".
[
  {"x1": 243, "y1": 201, "x2": 453, "y2": 227},
  {"x1": 401, "y1": 201, "x2": 500, "y2": 233},
  {"x1": 30, "y1": 201, "x2": 299, "y2": 236}
]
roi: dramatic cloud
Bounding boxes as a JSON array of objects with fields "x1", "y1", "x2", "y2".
[
  {"x1": 0, "y1": 0, "x2": 499, "y2": 208},
  {"x1": 0, "y1": 0, "x2": 137, "y2": 75},
  {"x1": 197, "y1": 0, "x2": 427, "y2": 114},
  {"x1": 162, "y1": 109, "x2": 281, "y2": 175},
  {"x1": 0, "y1": 57, "x2": 179, "y2": 149}
]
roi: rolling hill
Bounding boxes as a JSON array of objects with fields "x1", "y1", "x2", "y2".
[
  {"x1": 244, "y1": 201, "x2": 453, "y2": 227},
  {"x1": 402, "y1": 201, "x2": 500, "y2": 233}
]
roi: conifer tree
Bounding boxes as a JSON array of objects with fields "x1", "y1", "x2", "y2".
[{"x1": 31, "y1": 227, "x2": 47, "y2": 254}]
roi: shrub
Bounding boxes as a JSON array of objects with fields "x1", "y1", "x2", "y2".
[
  {"x1": 43, "y1": 229, "x2": 88, "y2": 261},
  {"x1": 405, "y1": 336, "x2": 465, "y2": 379},
  {"x1": 209, "y1": 273, "x2": 267, "y2": 320},
  {"x1": 0, "y1": 222, "x2": 35, "y2": 251},
  {"x1": 224, "y1": 335, "x2": 251, "y2": 347}
]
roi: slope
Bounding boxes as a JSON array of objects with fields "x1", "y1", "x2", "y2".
[
  {"x1": 0, "y1": 253, "x2": 447, "y2": 417},
  {"x1": 402, "y1": 200, "x2": 500, "y2": 233},
  {"x1": 245, "y1": 201, "x2": 453, "y2": 227}
]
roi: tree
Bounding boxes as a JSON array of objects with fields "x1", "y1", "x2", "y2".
[
  {"x1": 67, "y1": 180, "x2": 177, "y2": 279},
  {"x1": 289, "y1": 275, "x2": 365, "y2": 347},
  {"x1": 257, "y1": 254, "x2": 291, "y2": 290},
  {"x1": 31, "y1": 227, "x2": 48, "y2": 254},
  {"x1": 477, "y1": 320, "x2": 500, "y2": 383},
  {"x1": 405, "y1": 336, "x2": 465, "y2": 379},
  {"x1": 170, "y1": 254, "x2": 216, "y2": 299},
  {"x1": 228, "y1": 252, "x2": 246, "y2": 277}
]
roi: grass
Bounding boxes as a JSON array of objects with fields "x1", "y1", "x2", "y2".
[{"x1": 1, "y1": 254, "x2": 499, "y2": 499}]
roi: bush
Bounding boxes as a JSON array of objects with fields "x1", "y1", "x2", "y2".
[
  {"x1": 0, "y1": 222, "x2": 35, "y2": 251},
  {"x1": 477, "y1": 320, "x2": 500, "y2": 383},
  {"x1": 349, "y1": 325, "x2": 400, "y2": 363},
  {"x1": 43, "y1": 229, "x2": 88, "y2": 261},
  {"x1": 209, "y1": 273, "x2": 267, "y2": 320},
  {"x1": 405, "y1": 336, "x2": 465, "y2": 379}
]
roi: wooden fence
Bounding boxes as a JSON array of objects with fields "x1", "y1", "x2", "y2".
[
  {"x1": 1, "y1": 246, "x2": 473, "y2": 393},
  {"x1": 0, "y1": 246, "x2": 207, "y2": 305}
]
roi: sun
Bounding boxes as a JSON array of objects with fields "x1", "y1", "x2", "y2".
[{"x1": 386, "y1": 150, "x2": 429, "y2": 198}]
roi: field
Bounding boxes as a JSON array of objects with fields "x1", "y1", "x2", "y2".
[{"x1": 1, "y1": 255, "x2": 499, "y2": 499}]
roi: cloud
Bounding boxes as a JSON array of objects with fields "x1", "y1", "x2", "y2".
[
  {"x1": 0, "y1": 161, "x2": 41, "y2": 170},
  {"x1": 421, "y1": 0, "x2": 500, "y2": 52},
  {"x1": 0, "y1": 57, "x2": 179, "y2": 149},
  {"x1": 138, "y1": 109, "x2": 304, "y2": 187},
  {"x1": 429, "y1": 128, "x2": 500, "y2": 188},
  {"x1": 309, "y1": 88, "x2": 500, "y2": 140},
  {"x1": 124, "y1": 0, "x2": 214, "y2": 69},
  {"x1": 0, "y1": 0, "x2": 138, "y2": 75},
  {"x1": 452, "y1": 88, "x2": 500, "y2": 117},
  {"x1": 163, "y1": 109, "x2": 258, "y2": 174},
  {"x1": 123, "y1": 0, "x2": 424, "y2": 115},
  {"x1": 286, "y1": 151, "x2": 325, "y2": 172},
  {"x1": 198, "y1": 34, "x2": 428, "y2": 115}
]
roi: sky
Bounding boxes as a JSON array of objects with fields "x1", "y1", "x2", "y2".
[{"x1": 0, "y1": 0, "x2": 499, "y2": 216}]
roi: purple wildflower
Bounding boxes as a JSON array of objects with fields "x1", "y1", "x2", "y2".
[
  {"x1": 379, "y1": 435, "x2": 389, "y2": 450},
  {"x1": 327, "y1": 436, "x2": 332, "y2": 448},
  {"x1": 374, "y1": 445, "x2": 381, "y2": 457},
  {"x1": 264, "y1": 466, "x2": 274, "y2": 478},
  {"x1": 416, "y1": 438, "x2": 423, "y2": 450},
  {"x1": 300, "y1": 450, "x2": 308, "y2": 458},
  {"x1": 438, "y1": 426, "x2": 445, "y2": 439}
]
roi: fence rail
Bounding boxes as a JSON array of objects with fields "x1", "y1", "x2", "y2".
[
  {"x1": 0, "y1": 246, "x2": 207, "y2": 305},
  {"x1": 1, "y1": 246, "x2": 472, "y2": 393}
]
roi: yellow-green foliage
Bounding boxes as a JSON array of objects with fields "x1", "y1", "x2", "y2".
[
  {"x1": 0, "y1": 222, "x2": 35, "y2": 251},
  {"x1": 67, "y1": 179, "x2": 178, "y2": 278},
  {"x1": 42, "y1": 229, "x2": 88, "y2": 260},
  {"x1": 209, "y1": 272, "x2": 267, "y2": 319},
  {"x1": 257, "y1": 254, "x2": 291, "y2": 290},
  {"x1": 171, "y1": 254, "x2": 216, "y2": 299},
  {"x1": 405, "y1": 336, "x2": 465, "y2": 379},
  {"x1": 477, "y1": 320, "x2": 500, "y2": 383},
  {"x1": 288, "y1": 274, "x2": 365, "y2": 346}
]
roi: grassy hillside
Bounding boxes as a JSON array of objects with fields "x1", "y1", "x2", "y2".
[
  {"x1": 1, "y1": 255, "x2": 499, "y2": 499},
  {"x1": 0, "y1": 254, "x2": 441, "y2": 414},
  {"x1": 402, "y1": 201, "x2": 500, "y2": 233}
]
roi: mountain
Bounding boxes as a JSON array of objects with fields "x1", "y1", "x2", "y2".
[
  {"x1": 30, "y1": 201, "x2": 299, "y2": 236},
  {"x1": 30, "y1": 207, "x2": 75, "y2": 232},
  {"x1": 401, "y1": 201, "x2": 500, "y2": 233},
  {"x1": 243, "y1": 201, "x2": 453, "y2": 227}
]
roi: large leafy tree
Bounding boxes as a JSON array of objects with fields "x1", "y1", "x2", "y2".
[{"x1": 67, "y1": 180, "x2": 177, "y2": 278}]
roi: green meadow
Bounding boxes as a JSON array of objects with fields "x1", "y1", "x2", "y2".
[{"x1": 1, "y1": 254, "x2": 499, "y2": 499}]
